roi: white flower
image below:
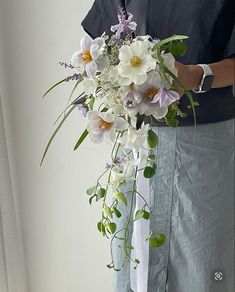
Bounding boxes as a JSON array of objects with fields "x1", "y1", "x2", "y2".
[
  {"x1": 70, "y1": 35, "x2": 107, "y2": 78},
  {"x1": 82, "y1": 78, "x2": 98, "y2": 95},
  {"x1": 99, "y1": 66, "x2": 119, "y2": 84},
  {"x1": 118, "y1": 124, "x2": 150, "y2": 154},
  {"x1": 118, "y1": 41, "x2": 156, "y2": 85},
  {"x1": 122, "y1": 71, "x2": 168, "y2": 119},
  {"x1": 110, "y1": 156, "x2": 140, "y2": 188},
  {"x1": 87, "y1": 111, "x2": 128, "y2": 143}
]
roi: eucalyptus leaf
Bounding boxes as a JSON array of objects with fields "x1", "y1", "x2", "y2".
[
  {"x1": 89, "y1": 195, "x2": 96, "y2": 205},
  {"x1": 113, "y1": 207, "x2": 122, "y2": 218},
  {"x1": 128, "y1": 245, "x2": 134, "y2": 251},
  {"x1": 144, "y1": 167, "x2": 156, "y2": 179},
  {"x1": 97, "y1": 221, "x2": 106, "y2": 236},
  {"x1": 135, "y1": 210, "x2": 145, "y2": 220},
  {"x1": 106, "y1": 223, "x2": 117, "y2": 234},
  {"x1": 113, "y1": 192, "x2": 127, "y2": 206},
  {"x1": 87, "y1": 186, "x2": 97, "y2": 196},
  {"x1": 167, "y1": 118, "x2": 179, "y2": 128},
  {"x1": 96, "y1": 188, "x2": 106, "y2": 201},
  {"x1": 103, "y1": 204, "x2": 113, "y2": 218},
  {"x1": 142, "y1": 210, "x2": 150, "y2": 220},
  {"x1": 149, "y1": 233, "x2": 167, "y2": 248},
  {"x1": 148, "y1": 130, "x2": 158, "y2": 148}
]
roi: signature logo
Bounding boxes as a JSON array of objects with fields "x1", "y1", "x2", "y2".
[{"x1": 211, "y1": 269, "x2": 225, "y2": 283}]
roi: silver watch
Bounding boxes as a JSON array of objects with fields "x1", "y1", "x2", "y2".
[{"x1": 193, "y1": 64, "x2": 214, "y2": 93}]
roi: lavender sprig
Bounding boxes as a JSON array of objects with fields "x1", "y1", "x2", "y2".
[{"x1": 59, "y1": 62, "x2": 74, "y2": 69}]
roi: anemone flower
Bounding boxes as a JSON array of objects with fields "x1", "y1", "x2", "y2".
[
  {"x1": 122, "y1": 71, "x2": 168, "y2": 119},
  {"x1": 87, "y1": 110, "x2": 128, "y2": 143},
  {"x1": 70, "y1": 35, "x2": 107, "y2": 78},
  {"x1": 118, "y1": 40, "x2": 156, "y2": 85}
]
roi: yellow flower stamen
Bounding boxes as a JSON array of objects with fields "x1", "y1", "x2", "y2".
[
  {"x1": 130, "y1": 56, "x2": 142, "y2": 68},
  {"x1": 99, "y1": 119, "x2": 113, "y2": 130},
  {"x1": 82, "y1": 50, "x2": 92, "y2": 63},
  {"x1": 146, "y1": 87, "x2": 160, "y2": 101}
]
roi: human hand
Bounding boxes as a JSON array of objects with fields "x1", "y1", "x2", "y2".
[{"x1": 172, "y1": 61, "x2": 203, "y2": 96}]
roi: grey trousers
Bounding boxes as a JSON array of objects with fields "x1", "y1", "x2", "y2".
[{"x1": 113, "y1": 118, "x2": 235, "y2": 292}]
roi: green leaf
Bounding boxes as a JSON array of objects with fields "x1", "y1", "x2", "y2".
[
  {"x1": 96, "y1": 188, "x2": 106, "y2": 201},
  {"x1": 169, "y1": 41, "x2": 187, "y2": 57},
  {"x1": 135, "y1": 210, "x2": 150, "y2": 220},
  {"x1": 40, "y1": 104, "x2": 77, "y2": 166},
  {"x1": 87, "y1": 186, "x2": 97, "y2": 196},
  {"x1": 149, "y1": 233, "x2": 167, "y2": 248},
  {"x1": 88, "y1": 96, "x2": 95, "y2": 110},
  {"x1": 127, "y1": 245, "x2": 134, "y2": 251},
  {"x1": 144, "y1": 167, "x2": 156, "y2": 179},
  {"x1": 103, "y1": 204, "x2": 113, "y2": 218},
  {"x1": 148, "y1": 130, "x2": 159, "y2": 148},
  {"x1": 113, "y1": 192, "x2": 127, "y2": 206},
  {"x1": 135, "y1": 259, "x2": 140, "y2": 264},
  {"x1": 106, "y1": 223, "x2": 117, "y2": 234},
  {"x1": 142, "y1": 210, "x2": 150, "y2": 220},
  {"x1": 97, "y1": 221, "x2": 106, "y2": 236},
  {"x1": 135, "y1": 210, "x2": 144, "y2": 220},
  {"x1": 43, "y1": 79, "x2": 66, "y2": 98},
  {"x1": 149, "y1": 154, "x2": 156, "y2": 161},
  {"x1": 150, "y1": 162, "x2": 157, "y2": 171},
  {"x1": 113, "y1": 207, "x2": 122, "y2": 218},
  {"x1": 89, "y1": 195, "x2": 96, "y2": 205},
  {"x1": 74, "y1": 129, "x2": 89, "y2": 151},
  {"x1": 167, "y1": 118, "x2": 179, "y2": 128},
  {"x1": 152, "y1": 35, "x2": 189, "y2": 51}
]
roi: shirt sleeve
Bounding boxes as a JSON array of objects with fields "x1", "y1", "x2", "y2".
[{"x1": 81, "y1": 0, "x2": 124, "y2": 39}]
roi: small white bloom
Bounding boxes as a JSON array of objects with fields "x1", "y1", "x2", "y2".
[
  {"x1": 87, "y1": 110, "x2": 128, "y2": 143},
  {"x1": 110, "y1": 156, "x2": 138, "y2": 188},
  {"x1": 82, "y1": 78, "x2": 98, "y2": 95},
  {"x1": 118, "y1": 124, "x2": 150, "y2": 155},
  {"x1": 71, "y1": 35, "x2": 107, "y2": 78},
  {"x1": 118, "y1": 41, "x2": 156, "y2": 85}
]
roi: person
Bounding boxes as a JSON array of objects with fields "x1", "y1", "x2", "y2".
[{"x1": 81, "y1": 1, "x2": 235, "y2": 291}]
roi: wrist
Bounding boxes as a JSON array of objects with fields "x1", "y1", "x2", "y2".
[{"x1": 187, "y1": 65, "x2": 204, "y2": 91}]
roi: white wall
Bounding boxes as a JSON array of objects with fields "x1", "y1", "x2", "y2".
[{"x1": 0, "y1": 0, "x2": 113, "y2": 291}]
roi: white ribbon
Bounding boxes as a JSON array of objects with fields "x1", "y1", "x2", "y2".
[{"x1": 130, "y1": 148, "x2": 150, "y2": 292}]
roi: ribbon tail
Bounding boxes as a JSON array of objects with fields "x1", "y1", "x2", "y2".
[{"x1": 130, "y1": 149, "x2": 150, "y2": 292}]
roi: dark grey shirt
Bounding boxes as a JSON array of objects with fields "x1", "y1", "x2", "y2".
[{"x1": 81, "y1": 0, "x2": 235, "y2": 126}]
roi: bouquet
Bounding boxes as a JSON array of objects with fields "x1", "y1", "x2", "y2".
[{"x1": 41, "y1": 8, "x2": 198, "y2": 271}]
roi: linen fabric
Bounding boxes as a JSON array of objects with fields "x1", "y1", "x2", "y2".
[{"x1": 113, "y1": 118, "x2": 234, "y2": 292}]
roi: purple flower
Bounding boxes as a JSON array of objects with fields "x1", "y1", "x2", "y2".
[
  {"x1": 77, "y1": 104, "x2": 89, "y2": 117},
  {"x1": 59, "y1": 62, "x2": 74, "y2": 69},
  {"x1": 105, "y1": 157, "x2": 125, "y2": 170},
  {"x1": 111, "y1": 7, "x2": 137, "y2": 39},
  {"x1": 65, "y1": 73, "x2": 82, "y2": 82},
  {"x1": 152, "y1": 89, "x2": 180, "y2": 108}
]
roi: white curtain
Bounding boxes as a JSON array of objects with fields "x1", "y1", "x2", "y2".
[{"x1": 0, "y1": 96, "x2": 28, "y2": 292}]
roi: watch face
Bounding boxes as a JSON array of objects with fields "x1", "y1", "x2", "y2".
[{"x1": 202, "y1": 75, "x2": 214, "y2": 92}]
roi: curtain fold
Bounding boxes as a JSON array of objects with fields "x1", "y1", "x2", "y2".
[{"x1": 0, "y1": 96, "x2": 28, "y2": 292}]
